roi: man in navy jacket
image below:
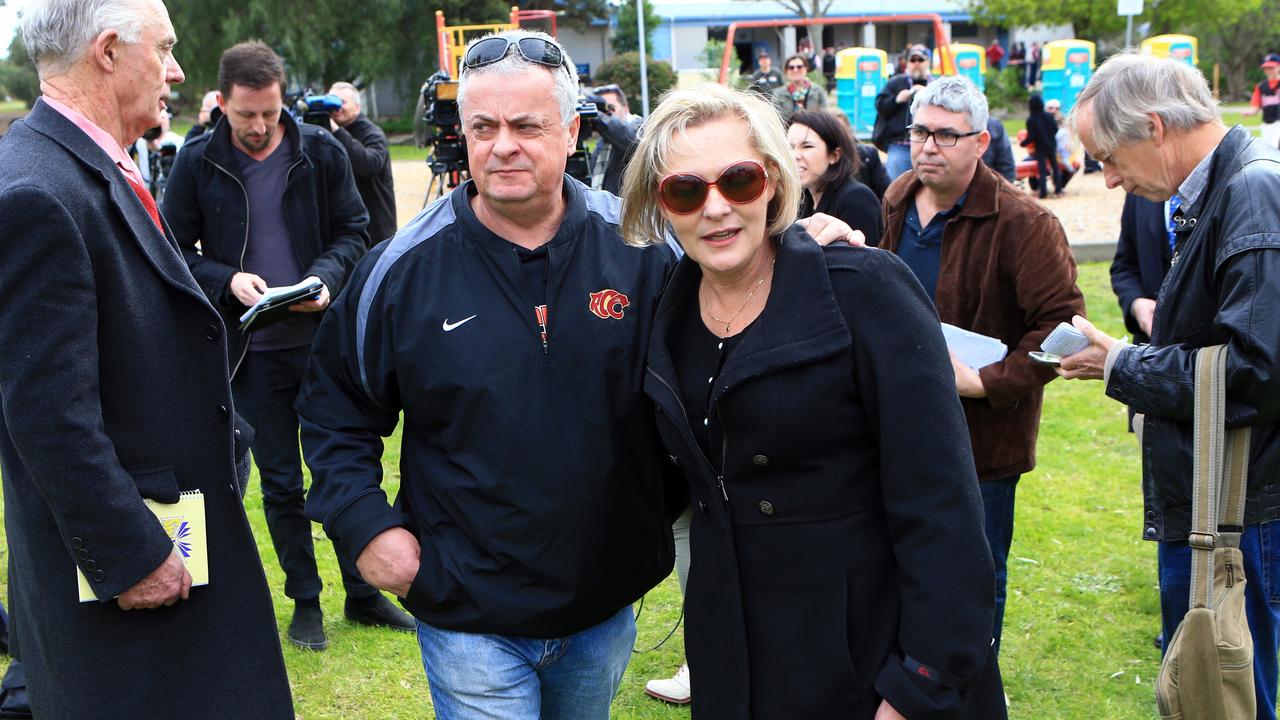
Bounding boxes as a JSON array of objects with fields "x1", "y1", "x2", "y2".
[{"x1": 164, "y1": 41, "x2": 412, "y2": 652}]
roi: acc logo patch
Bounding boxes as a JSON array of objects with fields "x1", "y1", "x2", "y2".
[{"x1": 588, "y1": 289, "x2": 630, "y2": 320}]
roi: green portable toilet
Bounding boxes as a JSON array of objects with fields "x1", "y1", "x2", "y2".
[{"x1": 835, "y1": 47, "x2": 889, "y2": 139}]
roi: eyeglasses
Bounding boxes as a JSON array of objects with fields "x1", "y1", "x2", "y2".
[
  {"x1": 786, "y1": 64, "x2": 807, "y2": 71},
  {"x1": 906, "y1": 125, "x2": 983, "y2": 147},
  {"x1": 463, "y1": 36, "x2": 566, "y2": 71},
  {"x1": 658, "y1": 160, "x2": 769, "y2": 215},
  {"x1": 908, "y1": 56, "x2": 928, "y2": 63}
]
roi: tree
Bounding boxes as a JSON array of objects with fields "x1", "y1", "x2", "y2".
[
  {"x1": 520, "y1": 0, "x2": 610, "y2": 33},
  {"x1": 764, "y1": 0, "x2": 837, "y2": 20},
  {"x1": 965, "y1": 0, "x2": 1275, "y2": 100},
  {"x1": 593, "y1": 51, "x2": 676, "y2": 106},
  {"x1": 612, "y1": 0, "x2": 662, "y2": 56},
  {"x1": 0, "y1": 37, "x2": 39, "y2": 108}
]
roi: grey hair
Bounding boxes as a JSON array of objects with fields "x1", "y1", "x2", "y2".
[
  {"x1": 20, "y1": 0, "x2": 150, "y2": 77},
  {"x1": 329, "y1": 81, "x2": 361, "y2": 108},
  {"x1": 1070, "y1": 51, "x2": 1217, "y2": 158},
  {"x1": 910, "y1": 75, "x2": 988, "y2": 132},
  {"x1": 457, "y1": 29, "x2": 579, "y2": 127}
]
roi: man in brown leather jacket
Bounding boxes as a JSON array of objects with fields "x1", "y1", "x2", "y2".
[{"x1": 878, "y1": 75, "x2": 1086, "y2": 656}]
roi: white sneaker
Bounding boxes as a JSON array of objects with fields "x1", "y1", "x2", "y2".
[{"x1": 644, "y1": 663, "x2": 691, "y2": 704}]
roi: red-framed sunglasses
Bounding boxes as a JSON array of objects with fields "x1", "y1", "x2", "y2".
[{"x1": 657, "y1": 160, "x2": 770, "y2": 215}]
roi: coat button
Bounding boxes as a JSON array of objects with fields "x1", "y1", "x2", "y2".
[
  {"x1": 751, "y1": 454, "x2": 769, "y2": 467},
  {"x1": 71, "y1": 537, "x2": 84, "y2": 549},
  {"x1": 84, "y1": 559, "x2": 97, "y2": 570},
  {"x1": 758, "y1": 500, "x2": 775, "y2": 516},
  {"x1": 204, "y1": 324, "x2": 220, "y2": 341},
  {"x1": 92, "y1": 570, "x2": 105, "y2": 582},
  {"x1": 1145, "y1": 510, "x2": 1156, "y2": 520},
  {"x1": 1144, "y1": 526, "x2": 1157, "y2": 540},
  {"x1": 76, "y1": 549, "x2": 90, "y2": 560},
  {"x1": 697, "y1": 500, "x2": 708, "y2": 513},
  {"x1": 217, "y1": 404, "x2": 230, "y2": 420}
]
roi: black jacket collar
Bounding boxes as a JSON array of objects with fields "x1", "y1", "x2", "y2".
[
  {"x1": 647, "y1": 226, "x2": 851, "y2": 411},
  {"x1": 451, "y1": 175, "x2": 590, "y2": 255},
  {"x1": 202, "y1": 106, "x2": 306, "y2": 172}
]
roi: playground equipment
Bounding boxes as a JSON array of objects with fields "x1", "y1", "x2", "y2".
[
  {"x1": 835, "y1": 48, "x2": 889, "y2": 139},
  {"x1": 435, "y1": 6, "x2": 559, "y2": 79},
  {"x1": 1040, "y1": 39, "x2": 1095, "y2": 113},
  {"x1": 1141, "y1": 34, "x2": 1198, "y2": 66},
  {"x1": 931, "y1": 43, "x2": 986, "y2": 89}
]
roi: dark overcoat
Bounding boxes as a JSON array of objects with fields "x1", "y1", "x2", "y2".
[
  {"x1": 644, "y1": 229, "x2": 1005, "y2": 719},
  {"x1": 0, "y1": 100, "x2": 293, "y2": 719}
]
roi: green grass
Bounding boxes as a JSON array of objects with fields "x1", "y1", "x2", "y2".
[{"x1": 0, "y1": 262, "x2": 1180, "y2": 718}]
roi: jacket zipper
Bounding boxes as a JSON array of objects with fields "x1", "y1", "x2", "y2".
[
  {"x1": 716, "y1": 404, "x2": 729, "y2": 501},
  {"x1": 206, "y1": 151, "x2": 307, "y2": 378}
]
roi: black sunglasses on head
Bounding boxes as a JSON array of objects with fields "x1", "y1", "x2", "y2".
[{"x1": 464, "y1": 36, "x2": 566, "y2": 71}]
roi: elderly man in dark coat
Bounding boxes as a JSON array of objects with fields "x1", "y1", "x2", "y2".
[{"x1": 0, "y1": 0, "x2": 293, "y2": 717}]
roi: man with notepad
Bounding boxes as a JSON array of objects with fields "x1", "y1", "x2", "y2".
[
  {"x1": 878, "y1": 75, "x2": 1085, "y2": 656},
  {"x1": 0, "y1": 0, "x2": 292, "y2": 717},
  {"x1": 165, "y1": 42, "x2": 413, "y2": 651}
]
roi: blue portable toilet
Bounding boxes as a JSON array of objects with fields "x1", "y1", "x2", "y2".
[
  {"x1": 835, "y1": 47, "x2": 888, "y2": 140},
  {"x1": 1040, "y1": 40, "x2": 1095, "y2": 113}
]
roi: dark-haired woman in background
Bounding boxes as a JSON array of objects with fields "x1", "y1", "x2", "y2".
[{"x1": 788, "y1": 110, "x2": 883, "y2": 246}]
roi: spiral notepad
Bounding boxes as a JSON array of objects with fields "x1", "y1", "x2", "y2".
[{"x1": 77, "y1": 490, "x2": 208, "y2": 602}]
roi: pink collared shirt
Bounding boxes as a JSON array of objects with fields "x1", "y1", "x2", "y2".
[{"x1": 42, "y1": 95, "x2": 145, "y2": 186}]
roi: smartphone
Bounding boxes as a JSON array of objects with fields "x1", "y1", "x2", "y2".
[{"x1": 1028, "y1": 351, "x2": 1061, "y2": 366}]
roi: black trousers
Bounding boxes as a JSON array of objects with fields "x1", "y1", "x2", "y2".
[
  {"x1": 1034, "y1": 153, "x2": 1062, "y2": 197},
  {"x1": 232, "y1": 346, "x2": 376, "y2": 601}
]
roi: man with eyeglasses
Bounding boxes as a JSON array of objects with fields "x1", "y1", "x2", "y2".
[
  {"x1": 875, "y1": 43, "x2": 933, "y2": 179},
  {"x1": 879, "y1": 75, "x2": 1085, "y2": 656},
  {"x1": 586, "y1": 83, "x2": 642, "y2": 195}
]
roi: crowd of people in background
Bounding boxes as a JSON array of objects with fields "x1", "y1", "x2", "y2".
[{"x1": 2, "y1": 0, "x2": 1280, "y2": 718}]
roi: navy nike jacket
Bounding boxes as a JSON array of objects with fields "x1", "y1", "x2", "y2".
[{"x1": 297, "y1": 176, "x2": 680, "y2": 637}]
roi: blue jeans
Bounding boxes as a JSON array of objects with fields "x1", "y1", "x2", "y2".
[
  {"x1": 981, "y1": 477, "x2": 1020, "y2": 656},
  {"x1": 1159, "y1": 521, "x2": 1280, "y2": 720},
  {"x1": 886, "y1": 142, "x2": 914, "y2": 180},
  {"x1": 416, "y1": 606, "x2": 636, "y2": 720}
]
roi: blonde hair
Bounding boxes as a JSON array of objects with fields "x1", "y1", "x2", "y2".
[{"x1": 620, "y1": 83, "x2": 801, "y2": 247}]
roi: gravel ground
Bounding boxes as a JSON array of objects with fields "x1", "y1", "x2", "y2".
[{"x1": 389, "y1": 156, "x2": 1126, "y2": 252}]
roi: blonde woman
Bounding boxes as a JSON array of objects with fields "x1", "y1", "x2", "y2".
[{"x1": 621, "y1": 83, "x2": 1005, "y2": 718}]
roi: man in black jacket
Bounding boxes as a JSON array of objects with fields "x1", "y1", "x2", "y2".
[
  {"x1": 1061, "y1": 53, "x2": 1280, "y2": 717},
  {"x1": 875, "y1": 43, "x2": 931, "y2": 179},
  {"x1": 328, "y1": 82, "x2": 397, "y2": 246},
  {"x1": 164, "y1": 41, "x2": 412, "y2": 652},
  {"x1": 296, "y1": 30, "x2": 681, "y2": 718}
]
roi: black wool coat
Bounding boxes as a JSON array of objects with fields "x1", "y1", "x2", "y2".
[
  {"x1": 644, "y1": 229, "x2": 1005, "y2": 719},
  {"x1": 0, "y1": 100, "x2": 293, "y2": 719}
]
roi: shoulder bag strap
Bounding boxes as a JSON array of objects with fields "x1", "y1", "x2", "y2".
[{"x1": 1189, "y1": 344, "x2": 1228, "y2": 610}]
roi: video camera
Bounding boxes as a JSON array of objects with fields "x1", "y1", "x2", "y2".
[
  {"x1": 417, "y1": 71, "x2": 468, "y2": 184},
  {"x1": 286, "y1": 89, "x2": 343, "y2": 128},
  {"x1": 140, "y1": 126, "x2": 178, "y2": 201},
  {"x1": 566, "y1": 99, "x2": 599, "y2": 184}
]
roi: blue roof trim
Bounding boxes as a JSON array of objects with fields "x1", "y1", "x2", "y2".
[{"x1": 356, "y1": 192, "x2": 457, "y2": 398}]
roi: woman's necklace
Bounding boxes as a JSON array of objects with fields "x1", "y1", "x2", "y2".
[{"x1": 700, "y1": 259, "x2": 775, "y2": 335}]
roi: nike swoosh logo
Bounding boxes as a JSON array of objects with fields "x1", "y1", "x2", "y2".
[{"x1": 442, "y1": 315, "x2": 477, "y2": 332}]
